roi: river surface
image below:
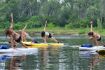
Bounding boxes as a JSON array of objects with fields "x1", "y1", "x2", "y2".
[{"x1": 0, "y1": 35, "x2": 105, "y2": 70}]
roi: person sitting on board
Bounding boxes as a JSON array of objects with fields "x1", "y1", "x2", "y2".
[
  {"x1": 41, "y1": 21, "x2": 59, "y2": 43},
  {"x1": 5, "y1": 13, "x2": 32, "y2": 48},
  {"x1": 88, "y1": 20, "x2": 101, "y2": 46}
]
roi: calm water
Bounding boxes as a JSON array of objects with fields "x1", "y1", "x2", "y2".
[{"x1": 0, "y1": 35, "x2": 105, "y2": 70}]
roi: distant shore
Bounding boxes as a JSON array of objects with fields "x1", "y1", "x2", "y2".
[{"x1": 0, "y1": 27, "x2": 105, "y2": 36}]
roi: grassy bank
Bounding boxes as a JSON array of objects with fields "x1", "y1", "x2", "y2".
[
  {"x1": 0, "y1": 27, "x2": 105, "y2": 36},
  {"x1": 25, "y1": 27, "x2": 105, "y2": 35}
]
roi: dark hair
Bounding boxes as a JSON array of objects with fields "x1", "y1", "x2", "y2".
[
  {"x1": 88, "y1": 32, "x2": 94, "y2": 36},
  {"x1": 41, "y1": 31, "x2": 45, "y2": 37},
  {"x1": 5, "y1": 29, "x2": 13, "y2": 36}
]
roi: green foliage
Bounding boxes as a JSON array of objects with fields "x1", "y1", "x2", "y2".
[
  {"x1": 65, "y1": 23, "x2": 74, "y2": 29},
  {"x1": 0, "y1": 0, "x2": 104, "y2": 30},
  {"x1": 97, "y1": 19, "x2": 102, "y2": 29},
  {"x1": 25, "y1": 16, "x2": 41, "y2": 28},
  {"x1": 1, "y1": 21, "x2": 10, "y2": 29},
  {"x1": 79, "y1": 19, "x2": 89, "y2": 28},
  {"x1": 14, "y1": 23, "x2": 22, "y2": 29},
  {"x1": 65, "y1": 23, "x2": 81, "y2": 28},
  {"x1": 47, "y1": 22, "x2": 55, "y2": 28},
  {"x1": 78, "y1": 29, "x2": 86, "y2": 34}
]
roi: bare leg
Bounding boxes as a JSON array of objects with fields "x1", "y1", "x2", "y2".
[
  {"x1": 94, "y1": 39, "x2": 99, "y2": 46},
  {"x1": 20, "y1": 31, "x2": 28, "y2": 48},
  {"x1": 20, "y1": 31, "x2": 27, "y2": 42},
  {"x1": 42, "y1": 36, "x2": 47, "y2": 43},
  {"x1": 10, "y1": 41, "x2": 17, "y2": 49},
  {"x1": 22, "y1": 44, "x2": 27, "y2": 48},
  {"x1": 13, "y1": 40, "x2": 17, "y2": 49},
  {"x1": 50, "y1": 37, "x2": 59, "y2": 43},
  {"x1": 9, "y1": 36, "x2": 17, "y2": 49},
  {"x1": 91, "y1": 38, "x2": 99, "y2": 46},
  {"x1": 97, "y1": 41, "x2": 104, "y2": 46}
]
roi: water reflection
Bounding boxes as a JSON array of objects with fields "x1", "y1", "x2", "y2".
[
  {"x1": 0, "y1": 54, "x2": 10, "y2": 70},
  {"x1": 59, "y1": 46, "x2": 79, "y2": 70},
  {"x1": 90, "y1": 54, "x2": 100, "y2": 70},
  {"x1": 91, "y1": 55, "x2": 105, "y2": 70},
  {"x1": 38, "y1": 46, "x2": 79, "y2": 70},
  {"x1": 79, "y1": 51, "x2": 105, "y2": 70},
  {"x1": 0, "y1": 54, "x2": 26, "y2": 70},
  {"x1": 7, "y1": 55, "x2": 26, "y2": 70},
  {"x1": 0, "y1": 46, "x2": 105, "y2": 70},
  {"x1": 38, "y1": 47, "x2": 60, "y2": 70}
]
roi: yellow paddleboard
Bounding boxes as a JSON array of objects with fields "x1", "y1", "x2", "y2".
[
  {"x1": 22, "y1": 41, "x2": 64, "y2": 48},
  {"x1": 96, "y1": 50, "x2": 105, "y2": 56}
]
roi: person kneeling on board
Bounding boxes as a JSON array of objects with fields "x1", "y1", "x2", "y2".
[
  {"x1": 88, "y1": 19, "x2": 102, "y2": 46},
  {"x1": 88, "y1": 32, "x2": 101, "y2": 46},
  {"x1": 5, "y1": 24, "x2": 28, "y2": 48},
  {"x1": 41, "y1": 31, "x2": 59, "y2": 43},
  {"x1": 5, "y1": 13, "x2": 34, "y2": 48},
  {"x1": 41, "y1": 20, "x2": 59, "y2": 43}
]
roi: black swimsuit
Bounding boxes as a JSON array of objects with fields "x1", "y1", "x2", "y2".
[
  {"x1": 15, "y1": 36, "x2": 21, "y2": 43},
  {"x1": 97, "y1": 37, "x2": 101, "y2": 41},
  {"x1": 41, "y1": 31, "x2": 52, "y2": 38}
]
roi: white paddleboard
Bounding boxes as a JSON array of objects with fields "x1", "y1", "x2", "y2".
[
  {"x1": 0, "y1": 48, "x2": 38, "y2": 54},
  {"x1": 79, "y1": 46, "x2": 105, "y2": 51}
]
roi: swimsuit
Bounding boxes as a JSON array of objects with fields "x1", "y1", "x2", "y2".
[
  {"x1": 15, "y1": 36, "x2": 21, "y2": 43},
  {"x1": 97, "y1": 37, "x2": 101, "y2": 41},
  {"x1": 41, "y1": 31, "x2": 52, "y2": 38}
]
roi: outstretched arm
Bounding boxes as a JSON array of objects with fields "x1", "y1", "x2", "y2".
[
  {"x1": 10, "y1": 13, "x2": 14, "y2": 29},
  {"x1": 22, "y1": 24, "x2": 27, "y2": 31},
  {"x1": 44, "y1": 20, "x2": 47, "y2": 31},
  {"x1": 90, "y1": 20, "x2": 93, "y2": 32},
  {"x1": 90, "y1": 23, "x2": 93, "y2": 32}
]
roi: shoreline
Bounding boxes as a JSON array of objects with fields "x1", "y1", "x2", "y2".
[{"x1": 1, "y1": 28, "x2": 105, "y2": 36}]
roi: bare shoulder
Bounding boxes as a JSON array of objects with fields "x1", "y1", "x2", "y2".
[{"x1": 94, "y1": 32, "x2": 100, "y2": 37}]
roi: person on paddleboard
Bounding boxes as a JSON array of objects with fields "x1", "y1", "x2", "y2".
[
  {"x1": 5, "y1": 13, "x2": 34, "y2": 48},
  {"x1": 88, "y1": 20, "x2": 101, "y2": 46},
  {"x1": 41, "y1": 21, "x2": 59, "y2": 43}
]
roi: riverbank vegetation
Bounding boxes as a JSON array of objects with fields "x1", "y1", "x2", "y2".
[
  {"x1": 0, "y1": 27, "x2": 105, "y2": 36},
  {"x1": 0, "y1": 0, "x2": 105, "y2": 35}
]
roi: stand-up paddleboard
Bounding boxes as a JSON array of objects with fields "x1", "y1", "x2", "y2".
[
  {"x1": 0, "y1": 44, "x2": 10, "y2": 49},
  {"x1": 79, "y1": 46, "x2": 105, "y2": 51},
  {"x1": 79, "y1": 44, "x2": 105, "y2": 51},
  {"x1": 0, "y1": 48, "x2": 38, "y2": 54},
  {"x1": 96, "y1": 50, "x2": 105, "y2": 55},
  {"x1": 0, "y1": 43, "x2": 38, "y2": 53},
  {"x1": 0, "y1": 49, "x2": 38, "y2": 62},
  {"x1": 22, "y1": 41, "x2": 64, "y2": 48}
]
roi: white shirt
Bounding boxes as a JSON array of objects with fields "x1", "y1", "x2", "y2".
[{"x1": 45, "y1": 32, "x2": 50, "y2": 36}]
